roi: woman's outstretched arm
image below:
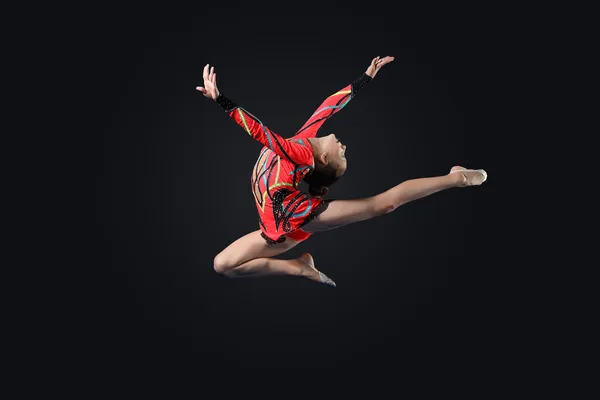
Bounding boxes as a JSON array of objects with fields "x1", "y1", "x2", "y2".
[
  {"x1": 197, "y1": 64, "x2": 314, "y2": 167},
  {"x1": 291, "y1": 56, "x2": 395, "y2": 139}
]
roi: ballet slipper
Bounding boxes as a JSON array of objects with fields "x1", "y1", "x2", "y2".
[
  {"x1": 318, "y1": 271, "x2": 337, "y2": 288},
  {"x1": 298, "y1": 253, "x2": 336, "y2": 287},
  {"x1": 450, "y1": 166, "x2": 487, "y2": 186}
]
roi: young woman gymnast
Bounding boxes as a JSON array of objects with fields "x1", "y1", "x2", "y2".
[{"x1": 197, "y1": 56, "x2": 487, "y2": 287}]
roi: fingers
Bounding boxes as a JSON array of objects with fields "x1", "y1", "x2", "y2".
[
  {"x1": 196, "y1": 86, "x2": 210, "y2": 97},
  {"x1": 371, "y1": 55, "x2": 394, "y2": 66},
  {"x1": 378, "y1": 56, "x2": 395, "y2": 66},
  {"x1": 199, "y1": 63, "x2": 220, "y2": 99},
  {"x1": 203, "y1": 64, "x2": 217, "y2": 82},
  {"x1": 204, "y1": 65, "x2": 217, "y2": 86},
  {"x1": 372, "y1": 56, "x2": 394, "y2": 73}
]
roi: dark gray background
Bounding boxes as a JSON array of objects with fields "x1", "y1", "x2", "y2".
[{"x1": 47, "y1": 1, "x2": 535, "y2": 389}]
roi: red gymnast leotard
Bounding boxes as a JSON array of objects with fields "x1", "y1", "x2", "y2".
[{"x1": 215, "y1": 72, "x2": 372, "y2": 244}]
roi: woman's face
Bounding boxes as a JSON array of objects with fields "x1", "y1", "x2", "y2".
[{"x1": 323, "y1": 133, "x2": 347, "y2": 174}]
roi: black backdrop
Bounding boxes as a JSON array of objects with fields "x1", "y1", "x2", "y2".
[{"x1": 48, "y1": 1, "x2": 528, "y2": 390}]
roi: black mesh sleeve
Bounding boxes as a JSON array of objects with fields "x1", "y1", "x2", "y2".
[
  {"x1": 215, "y1": 93, "x2": 238, "y2": 113},
  {"x1": 351, "y1": 73, "x2": 373, "y2": 97}
]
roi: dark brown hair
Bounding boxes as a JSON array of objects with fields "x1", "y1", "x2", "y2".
[{"x1": 303, "y1": 162, "x2": 340, "y2": 197}]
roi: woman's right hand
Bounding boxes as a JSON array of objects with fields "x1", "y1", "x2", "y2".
[
  {"x1": 365, "y1": 56, "x2": 395, "y2": 79},
  {"x1": 196, "y1": 64, "x2": 220, "y2": 100}
]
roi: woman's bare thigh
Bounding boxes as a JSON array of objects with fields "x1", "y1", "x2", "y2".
[
  {"x1": 302, "y1": 197, "x2": 381, "y2": 233},
  {"x1": 216, "y1": 230, "x2": 302, "y2": 267}
]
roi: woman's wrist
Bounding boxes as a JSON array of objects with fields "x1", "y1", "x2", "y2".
[
  {"x1": 216, "y1": 93, "x2": 237, "y2": 112},
  {"x1": 352, "y1": 73, "x2": 372, "y2": 94}
]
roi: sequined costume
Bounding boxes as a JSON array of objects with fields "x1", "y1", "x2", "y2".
[{"x1": 216, "y1": 73, "x2": 372, "y2": 244}]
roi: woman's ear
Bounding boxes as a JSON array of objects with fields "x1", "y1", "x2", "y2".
[{"x1": 318, "y1": 152, "x2": 328, "y2": 165}]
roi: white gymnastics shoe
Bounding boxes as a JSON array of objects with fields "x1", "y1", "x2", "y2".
[
  {"x1": 450, "y1": 166, "x2": 488, "y2": 186},
  {"x1": 318, "y1": 271, "x2": 337, "y2": 288},
  {"x1": 298, "y1": 253, "x2": 337, "y2": 288}
]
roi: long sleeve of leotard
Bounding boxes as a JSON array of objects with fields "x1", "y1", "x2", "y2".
[
  {"x1": 291, "y1": 72, "x2": 372, "y2": 139},
  {"x1": 215, "y1": 94, "x2": 314, "y2": 167}
]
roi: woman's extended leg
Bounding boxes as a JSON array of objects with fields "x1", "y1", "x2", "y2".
[
  {"x1": 302, "y1": 166, "x2": 486, "y2": 233},
  {"x1": 213, "y1": 230, "x2": 335, "y2": 286}
]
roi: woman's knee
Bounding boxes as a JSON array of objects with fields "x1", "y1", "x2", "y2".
[
  {"x1": 372, "y1": 195, "x2": 398, "y2": 216},
  {"x1": 213, "y1": 252, "x2": 232, "y2": 275}
]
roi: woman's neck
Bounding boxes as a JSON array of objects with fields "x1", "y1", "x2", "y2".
[{"x1": 306, "y1": 137, "x2": 323, "y2": 156}]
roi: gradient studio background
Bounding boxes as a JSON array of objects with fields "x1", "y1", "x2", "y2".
[{"x1": 82, "y1": 3, "x2": 514, "y2": 375}]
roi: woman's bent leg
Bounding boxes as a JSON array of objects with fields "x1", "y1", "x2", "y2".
[{"x1": 213, "y1": 230, "x2": 335, "y2": 285}]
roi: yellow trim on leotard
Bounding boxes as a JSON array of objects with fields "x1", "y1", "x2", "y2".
[
  {"x1": 328, "y1": 90, "x2": 351, "y2": 98},
  {"x1": 238, "y1": 109, "x2": 252, "y2": 136},
  {"x1": 253, "y1": 152, "x2": 295, "y2": 213}
]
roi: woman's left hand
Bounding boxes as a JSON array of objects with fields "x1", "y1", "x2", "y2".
[
  {"x1": 196, "y1": 64, "x2": 220, "y2": 101},
  {"x1": 365, "y1": 56, "x2": 395, "y2": 78}
]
